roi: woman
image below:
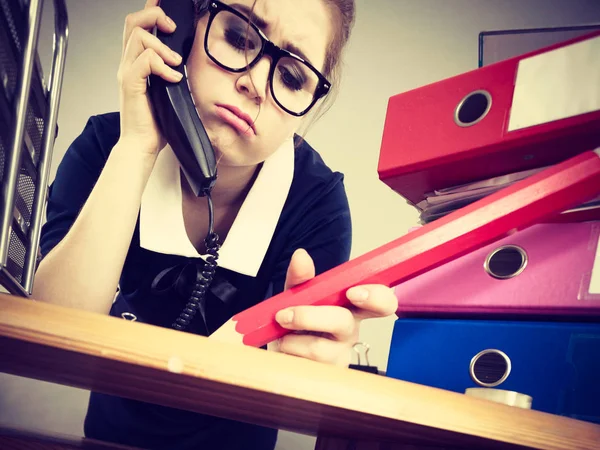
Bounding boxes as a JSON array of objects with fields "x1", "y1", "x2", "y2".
[{"x1": 33, "y1": 0, "x2": 397, "y2": 448}]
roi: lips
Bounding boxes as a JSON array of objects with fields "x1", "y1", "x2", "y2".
[{"x1": 215, "y1": 104, "x2": 256, "y2": 137}]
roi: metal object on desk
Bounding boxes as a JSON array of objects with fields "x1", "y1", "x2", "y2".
[
  {"x1": 465, "y1": 387, "x2": 532, "y2": 409},
  {"x1": 349, "y1": 342, "x2": 379, "y2": 374},
  {"x1": 0, "y1": 0, "x2": 69, "y2": 296}
]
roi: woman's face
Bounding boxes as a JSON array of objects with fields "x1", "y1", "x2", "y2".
[{"x1": 186, "y1": 0, "x2": 333, "y2": 167}]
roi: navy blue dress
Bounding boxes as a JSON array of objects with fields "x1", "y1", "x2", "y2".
[{"x1": 39, "y1": 112, "x2": 352, "y2": 449}]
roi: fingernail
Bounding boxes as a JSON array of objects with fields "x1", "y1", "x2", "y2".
[
  {"x1": 277, "y1": 310, "x2": 294, "y2": 324},
  {"x1": 166, "y1": 16, "x2": 176, "y2": 29},
  {"x1": 348, "y1": 287, "x2": 369, "y2": 303},
  {"x1": 172, "y1": 69, "x2": 183, "y2": 80},
  {"x1": 171, "y1": 50, "x2": 182, "y2": 63}
]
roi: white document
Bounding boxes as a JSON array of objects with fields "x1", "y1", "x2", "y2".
[{"x1": 508, "y1": 35, "x2": 600, "y2": 132}]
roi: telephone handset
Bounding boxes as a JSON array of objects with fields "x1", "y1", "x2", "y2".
[
  {"x1": 147, "y1": 0, "x2": 217, "y2": 197},
  {"x1": 147, "y1": 0, "x2": 220, "y2": 334}
]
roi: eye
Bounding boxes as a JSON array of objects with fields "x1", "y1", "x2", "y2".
[
  {"x1": 278, "y1": 65, "x2": 306, "y2": 91},
  {"x1": 225, "y1": 27, "x2": 257, "y2": 52}
]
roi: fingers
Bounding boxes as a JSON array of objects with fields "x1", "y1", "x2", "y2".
[
  {"x1": 122, "y1": 6, "x2": 176, "y2": 59},
  {"x1": 345, "y1": 284, "x2": 398, "y2": 320},
  {"x1": 276, "y1": 305, "x2": 358, "y2": 342},
  {"x1": 121, "y1": 27, "x2": 182, "y2": 73},
  {"x1": 122, "y1": 48, "x2": 182, "y2": 94},
  {"x1": 272, "y1": 281, "x2": 396, "y2": 368},
  {"x1": 118, "y1": 7, "x2": 183, "y2": 96},
  {"x1": 122, "y1": 20, "x2": 181, "y2": 68},
  {"x1": 284, "y1": 249, "x2": 315, "y2": 291},
  {"x1": 277, "y1": 333, "x2": 352, "y2": 366}
]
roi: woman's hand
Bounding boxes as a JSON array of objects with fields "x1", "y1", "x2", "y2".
[
  {"x1": 270, "y1": 249, "x2": 398, "y2": 367},
  {"x1": 117, "y1": 0, "x2": 183, "y2": 155}
]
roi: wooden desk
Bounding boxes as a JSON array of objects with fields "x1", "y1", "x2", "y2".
[
  {"x1": 0, "y1": 293, "x2": 599, "y2": 449},
  {"x1": 0, "y1": 424, "x2": 141, "y2": 450}
]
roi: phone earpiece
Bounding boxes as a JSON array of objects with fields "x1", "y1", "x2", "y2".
[{"x1": 147, "y1": 0, "x2": 217, "y2": 197}]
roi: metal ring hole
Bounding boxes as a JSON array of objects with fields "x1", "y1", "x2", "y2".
[
  {"x1": 484, "y1": 245, "x2": 528, "y2": 280},
  {"x1": 470, "y1": 349, "x2": 511, "y2": 387},
  {"x1": 454, "y1": 90, "x2": 492, "y2": 127}
]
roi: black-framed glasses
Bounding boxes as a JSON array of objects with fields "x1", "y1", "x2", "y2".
[{"x1": 203, "y1": 1, "x2": 331, "y2": 117}]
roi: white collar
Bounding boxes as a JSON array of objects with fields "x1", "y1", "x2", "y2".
[{"x1": 139, "y1": 139, "x2": 295, "y2": 277}]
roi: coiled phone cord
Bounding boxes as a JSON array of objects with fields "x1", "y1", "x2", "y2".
[{"x1": 171, "y1": 193, "x2": 220, "y2": 332}]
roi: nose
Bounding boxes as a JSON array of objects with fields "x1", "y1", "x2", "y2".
[{"x1": 235, "y1": 56, "x2": 271, "y2": 105}]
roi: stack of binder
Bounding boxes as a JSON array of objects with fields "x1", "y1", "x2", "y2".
[{"x1": 378, "y1": 27, "x2": 600, "y2": 423}]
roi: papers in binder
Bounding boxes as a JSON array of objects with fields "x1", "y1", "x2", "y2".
[{"x1": 418, "y1": 167, "x2": 600, "y2": 224}]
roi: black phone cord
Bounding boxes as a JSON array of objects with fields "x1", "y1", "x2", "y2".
[{"x1": 171, "y1": 193, "x2": 220, "y2": 332}]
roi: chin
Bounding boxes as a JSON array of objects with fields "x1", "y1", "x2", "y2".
[
  {"x1": 205, "y1": 128, "x2": 256, "y2": 165},
  {"x1": 208, "y1": 138, "x2": 250, "y2": 167}
]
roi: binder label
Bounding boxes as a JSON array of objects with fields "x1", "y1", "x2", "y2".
[
  {"x1": 591, "y1": 235, "x2": 600, "y2": 295},
  {"x1": 508, "y1": 35, "x2": 600, "y2": 132}
]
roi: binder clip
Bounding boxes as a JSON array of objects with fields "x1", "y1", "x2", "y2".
[{"x1": 349, "y1": 342, "x2": 379, "y2": 374}]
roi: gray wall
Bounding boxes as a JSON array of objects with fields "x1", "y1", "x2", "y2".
[{"x1": 2, "y1": 1, "x2": 600, "y2": 449}]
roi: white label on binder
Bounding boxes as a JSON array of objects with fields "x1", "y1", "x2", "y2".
[
  {"x1": 508, "y1": 35, "x2": 600, "y2": 132},
  {"x1": 590, "y1": 237, "x2": 600, "y2": 295}
]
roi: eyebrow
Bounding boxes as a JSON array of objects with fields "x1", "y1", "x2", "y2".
[{"x1": 229, "y1": 3, "x2": 315, "y2": 66}]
